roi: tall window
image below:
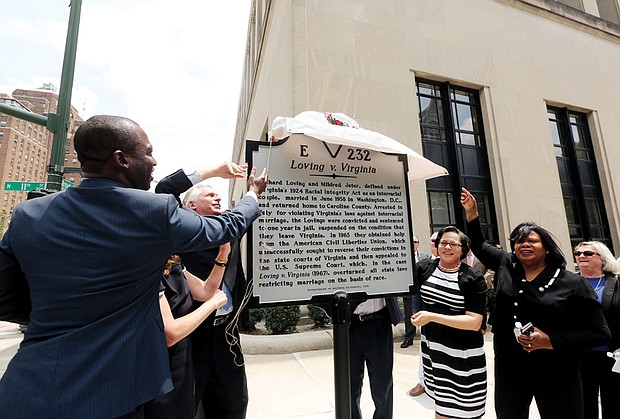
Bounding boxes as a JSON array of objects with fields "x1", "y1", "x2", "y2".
[
  {"x1": 548, "y1": 106, "x2": 612, "y2": 250},
  {"x1": 416, "y1": 79, "x2": 498, "y2": 240}
]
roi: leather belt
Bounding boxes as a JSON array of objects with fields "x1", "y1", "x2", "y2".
[{"x1": 351, "y1": 309, "x2": 388, "y2": 323}]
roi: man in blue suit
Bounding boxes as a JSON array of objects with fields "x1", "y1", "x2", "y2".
[{"x1": 0, "y1": 115, "x2": 267, "y2": 418}]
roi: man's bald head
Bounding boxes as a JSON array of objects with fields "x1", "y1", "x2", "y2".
[{"x1": 74, "y1": 115, "x2": 142, "y2": 174}]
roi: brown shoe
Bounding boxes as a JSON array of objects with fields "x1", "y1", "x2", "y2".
[{"x1": 409, "y1": 383, "x2": 425, "y2": 397}]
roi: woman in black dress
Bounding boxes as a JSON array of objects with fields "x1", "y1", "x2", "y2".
[
  {"x1": 460, "y1": 188, "x2": 610, "y2": 419},
  {"x1": 144, "y1": 245, "x2": 229, "y2": 419}
]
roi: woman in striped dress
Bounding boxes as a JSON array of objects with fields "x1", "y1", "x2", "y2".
[{"x1": 411, "y1": 226, "x2": 488, "y2": 418}]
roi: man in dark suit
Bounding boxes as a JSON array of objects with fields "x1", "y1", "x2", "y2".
[
  {"x1": 349, "y1": 297, "x2": 403, "y2": 419},
  {"x1": 155, "y1": 169, "x2": 250, "y2": 419},
  {"x1": 401, "y1": 235, "x2": 431, "y2": 348},
  {"x1": 0, "y1": 115, "x2": 267, "y2": 419}
]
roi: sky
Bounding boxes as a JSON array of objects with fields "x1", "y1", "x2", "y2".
[{"x1": 0, "y1": 0, "x2": 252, "y2": 206}]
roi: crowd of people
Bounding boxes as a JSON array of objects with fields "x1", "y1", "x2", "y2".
[
  {"x1": 0, "y1": 114, "x2": 618, "y2": 419},
  {"x1": 0, "y1": 115, "x2": 267, "y2": 418},
  {"x1": 401, "y1": 188, "x2": 616, "y2": 419}
]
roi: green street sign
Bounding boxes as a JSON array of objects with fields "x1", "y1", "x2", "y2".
[
  {"x1": 62, "y1": 179, "x2": 76, "y2": 190},
  {"x1": 4, "y1": 181, "x2": 47, "y2": 192}
]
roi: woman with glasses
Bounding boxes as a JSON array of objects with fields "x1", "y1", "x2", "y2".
[
  {"x1": 411, "y1": 225, "x2": 488, "y2": 419},
  {"x1": 574, "y1": 241, "x2": 620, "y2": 419},
  {"x1": 460, "y1": 188, "x2": 610, "y2": 419}
]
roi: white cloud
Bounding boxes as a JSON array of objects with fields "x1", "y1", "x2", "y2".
[
  {"x1": 1, "y1": 0, "x2": 252, "y2": 205},
  {"x1": 72, "y1": 85, "x2": 99, "y2": 118},
  {"x1": 5, "y1": 17, "x2": 34, "y2": 33},
  {"x1": 74, "y1": 2, "x2": 250, "y2": 175}
]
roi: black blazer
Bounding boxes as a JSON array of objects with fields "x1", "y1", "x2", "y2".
[
  {"x1": 415, "y1": 257, "x2": 487, "y2": 322},
  {"x1": 465, "y1": 216, "x2": 610, "y2": 353},
  {"x1": 602, "y1": 273, "x2": 620, "y2": 351}
]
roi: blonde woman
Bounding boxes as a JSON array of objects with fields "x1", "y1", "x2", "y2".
[{"x1": 574, "y1": 241, "x2": 620, "y2": 419}]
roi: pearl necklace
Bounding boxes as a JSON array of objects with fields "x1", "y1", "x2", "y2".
[{"x1": 439, "y1": 262, "x2": 461, "y2": 273}]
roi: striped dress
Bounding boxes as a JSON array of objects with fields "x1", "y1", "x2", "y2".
[{"x1": 420, "y1": 267, "x2": 487, "y2": 418}]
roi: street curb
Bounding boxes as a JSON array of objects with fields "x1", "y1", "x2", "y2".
[
  {"x1": 241, "y1": 329, "x2": 335, "y2": 355},
  {"x1": 0, "y1": 323, "x2": 407, "y2": 359},
  {"x1": 240, "y1": 323, "x2": 406, "y2": 355}
]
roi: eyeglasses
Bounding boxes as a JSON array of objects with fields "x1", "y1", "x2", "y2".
[
  {"x1": 574, "y1": 250, "x2": 598, "y2": 257},
  {"x1": 439, "y1": 241, "x2": 462, "y2": 248}
]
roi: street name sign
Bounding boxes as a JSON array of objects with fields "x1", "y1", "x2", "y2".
[{"x1": 4, "y1": 181, "x2": 47, "y2": 192}]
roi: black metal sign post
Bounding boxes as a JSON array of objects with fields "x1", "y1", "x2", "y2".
[{"x1": 331, "y1": 291, "x2": 351, "y2": 419}]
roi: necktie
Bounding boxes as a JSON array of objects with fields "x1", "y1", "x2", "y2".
[
  {"x1": 217, "y1": 281, "x2": 233, "y2": 315},
  {"x1": 216, "y1": 241, "x2": 239, "y2": 316}
]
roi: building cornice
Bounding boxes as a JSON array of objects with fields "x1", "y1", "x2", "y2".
[{"x1": 501, "y1": 0, "x2": 620, "y2": 42}]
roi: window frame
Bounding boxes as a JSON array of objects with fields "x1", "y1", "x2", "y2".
[
  {"x1": 548, "y1": 105, "x2": 613, "y2": 250},
  {"x1": 416, "y1": 78, "x2": 498, "y2": 240}
]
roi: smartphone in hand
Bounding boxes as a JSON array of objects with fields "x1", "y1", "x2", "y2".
[{"x1": 521, "y1": 322, "x2": 534, "y2": 336}]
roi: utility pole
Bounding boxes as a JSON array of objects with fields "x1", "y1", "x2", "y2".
[{"x1": 0, "y1": 0, "x2": 83, "y2": 191}]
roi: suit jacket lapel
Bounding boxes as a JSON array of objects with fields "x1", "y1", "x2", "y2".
[{"x1": 602, "y1": 274, "x2": 617, "y2": 311}]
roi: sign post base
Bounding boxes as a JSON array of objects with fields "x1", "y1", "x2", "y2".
[{"x1": 331, "y1": 291, "x2": 351, "y2": 419}]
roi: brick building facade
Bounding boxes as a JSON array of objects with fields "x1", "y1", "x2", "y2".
[{"x1": 0, "y1": 85, "x2": 82, "y2": 227}]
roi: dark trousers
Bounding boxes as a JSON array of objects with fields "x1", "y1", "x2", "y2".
[
  {"x1": 402, "y1": 294, "x2": 422, "y2": 340},
  {"x1": 144, "y1": 338, "x2": 195, "y2": 419},
  {"x1": 494, "y1": 349, "x2": 583, "y2": 419},
  {"x1": 193, "y1": 317, "x2": 248, "y2": 419},
  {"x1": 581, "y1": 350, "x2": 620, "y2": 419},
  {"x1": 349, "y1": 315, "x2": 394, "y2": 419}
]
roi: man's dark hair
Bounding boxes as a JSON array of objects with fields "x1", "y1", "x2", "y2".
[
  {"x1": 435, "y1": 225, "x2": 471, "y2": 260},
  {"x1": 74, "y1": 115, "x2": 141, "y2": 173},
  {"x1": 509, "y1": 221, "x2": 566, "y2": 269}
]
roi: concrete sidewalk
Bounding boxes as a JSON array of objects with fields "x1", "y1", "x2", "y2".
[
  {"x1": 0, "y1": 322, "x2": 23, "y2": 378},
  {"x1": 1, "y1": 321, "x2": 542, "y2": 418},
  {"x1": 242, "y1": 327, "x2": 541, "y2": 419}
]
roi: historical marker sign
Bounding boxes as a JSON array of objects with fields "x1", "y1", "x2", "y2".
[{"x1": 247, "y1": 134, "x2": 415, "y2": 306}]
